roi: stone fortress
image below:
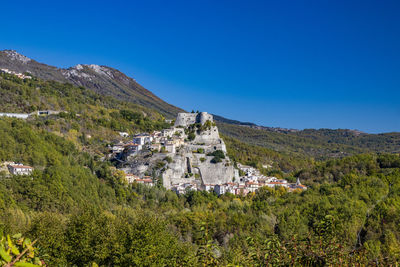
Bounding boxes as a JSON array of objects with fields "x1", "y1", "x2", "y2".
[{"x1": 121, "y1": 112, "x2": 235, "y2": 190}]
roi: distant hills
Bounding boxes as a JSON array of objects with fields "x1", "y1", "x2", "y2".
[
  {"x1": 218, "y1": 122, "x2": 400, "y2": 159},
  {"x1": 1, "y1": 49, "x2": 399, "y2": 159}
]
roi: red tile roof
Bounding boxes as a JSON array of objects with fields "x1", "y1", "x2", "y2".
[{"x1": 8, "y1": 165, "x2": 33, "y2": 169}]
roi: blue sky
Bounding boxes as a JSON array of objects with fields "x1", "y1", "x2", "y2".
[{"x1": 1, "y1": 0, "x2": 399, "y2": 133}]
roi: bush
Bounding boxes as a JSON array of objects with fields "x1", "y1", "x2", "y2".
[
  {"x1": 155, "y1": 161, "x2": 166, "y2": 169},
  {"x1": 207, "y1": 150, "x2": 225, "y2": 164},
  {"x1": 188, "y1": 132, "x2": 196, "y2": 141},
  {"x1": 207, "y1": 150, "x2": 225, "y2": 159},
  {"x1": 193, "y1": 148, "x2": 204, "y2": 154},
  {"x1": 211, "y1": 157, "x2": 222, "y2": 164},
  {"x1": 164, "y1": 156, "x2": 173, "y2": 163}
]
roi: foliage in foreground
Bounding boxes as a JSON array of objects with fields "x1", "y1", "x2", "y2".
[{"x1": 0, "y1": 233, "x2": 42, "y2": 266}]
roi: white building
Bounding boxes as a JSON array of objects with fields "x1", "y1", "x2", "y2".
[
  {"x1": 133, "y1": 135, "x2": 152, "y2": 145},
  {"x1": 246, "y1": 181, "x2": 261, "y2": 192},
  {"x1": 0, "y1": 68, "x2": 32, "y2": 79},
  {"x1": 172, "y1": 183, "x2": 197, "y2": 194},
  {"x1": 164, "y1": 143, "x2": 176, "y2": 153},
  {"x1": 7, "y1": 164, "x2": 34, "y2": 175},
  {"x1": 135, "y1": 177, "x2": 154, "y2": 187},
  {"x1": 125, "y1": 144, "x2": 142, "y2": 153},
  {"x1": 266, "y1": 181, "x2": 289, "y2": 188},
  {"x1": 162, "y1": 129, "x2": 175, "y2": 138},
  {"x1": 237, "y1": 163, "x2": 258, "y2": 176},
  {"x1": 214, "y1": 183, "x2": 237, "y2": 195},
  {"x1": 204, "y1": 184, "x2": 216, "y2": 191},
  {"x1": 125, "y1": 173, "x2": 140, "y2": 184},
  {"x1": 150, "y1": 143, "x2": 162, "y2": 151}
]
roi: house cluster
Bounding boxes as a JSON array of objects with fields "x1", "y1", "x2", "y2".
[
  {"x1": 213, "y1": 163, "x2": 307, "y2": 195},
  {"x1": 109, "y1": 128, "x2": 187, "y2": 185},
  {"x1": 0, "y1": 162, "x2": 34, "y2": 176},
  {"x1": 0, "y1": 68, "x2": 32, "y2": 79},
  {"x1": 213, "y1": 176, "x2": 306, "y2": 196},
  {"x1": 169, "y1": 163, "x2": 307, "y2": 196},
  {"x1": 109, "y1": 128, "x2": 186, "y2": 160},
  {"x1": 125, "y1": 173, "x2": 154, "y2": 186},
  {"x1": 171, "y1": 182, "x2": 198, "y2": 195}
]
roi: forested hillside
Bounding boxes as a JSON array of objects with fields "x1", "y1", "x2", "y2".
[
  {"x1": 0, "y1": 73, "x2": 399, "y2": 265},
  {"x1": 0, "y1": 72, "x2": 171, "y2": 154},
  {"x1": 0, "y1": 117, "x2": 399, "y2": 265},
  {"x1": 218, "y1": 122, "x2": 400, "y2": 159}
]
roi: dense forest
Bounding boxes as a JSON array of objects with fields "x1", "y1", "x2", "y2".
[{"x1": 0, "y1": 73, "x2": 400, "y2": 265}]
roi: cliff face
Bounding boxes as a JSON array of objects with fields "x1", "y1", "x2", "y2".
[
  {"x1": 161, "y1": 151, "x2": 234, "y2": 189},
  {"x1": 0, "y1": 50, "x2": 183, "y2": 118}
]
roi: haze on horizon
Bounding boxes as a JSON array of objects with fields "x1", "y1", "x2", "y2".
[{"x1": 1, "y1": 0, "x2": 399, "y2": 133}]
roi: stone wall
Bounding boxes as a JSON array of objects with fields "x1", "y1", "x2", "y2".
[
  {"x1": 174, "y1": 112, "x2": 214, "y2": 127},
  {"x1": 198, "y1": 112, "x2": 213, "y2": 125},
  {"x1": 194, "y1": 126, "x2": 221, "y2": 145},
  {"x1": 174, "y1": 113, "x2": 197, "y2": 127}
]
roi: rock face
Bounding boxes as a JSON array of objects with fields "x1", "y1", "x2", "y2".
[
  {"x1": 161, "y1": 152, "x2": 234, "y2": 189},
  {"x1": 121, "y1": 112, "x2": 235, "y2": 189}
]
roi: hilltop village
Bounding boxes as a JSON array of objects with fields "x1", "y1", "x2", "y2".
[
  {"x1": 0, "y1": 109, "x2": 307, "y2": 195},
  {"x1": 110, "y1": 112, "x2": 307, "y2": 195}
]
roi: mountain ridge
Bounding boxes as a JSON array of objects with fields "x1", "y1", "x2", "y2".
[{"x1": 0, "y1": 49, "x2": 184, "y2": 118}]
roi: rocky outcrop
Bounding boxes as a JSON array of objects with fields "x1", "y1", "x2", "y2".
[{"x1": 120, "y1": 112, "x2": 235, "y2": 189}]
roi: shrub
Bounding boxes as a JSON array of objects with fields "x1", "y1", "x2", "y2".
[
  {"x1": 207, "y1": 150, "x2": 225, "y2": 159},
  {"x1": 155, "y1": 161, "x2": 166, "y2": 169},
  {"x1": 188, "y1": 132, "x2": 196, "y2": 141},
  {"x1": 164, "y1": 156, "x2": 173, "y2": 163},
  {"x1": 211, "y1": 157, "x2": 222, "y2": 164}
]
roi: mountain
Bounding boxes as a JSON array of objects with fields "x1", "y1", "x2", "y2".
[{"x1": 0, "y1": 50, "x2": 183, "y2": 118}]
